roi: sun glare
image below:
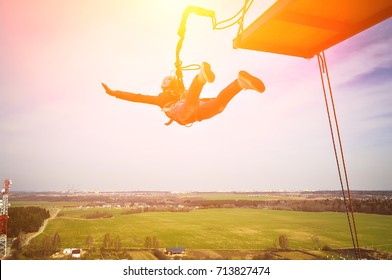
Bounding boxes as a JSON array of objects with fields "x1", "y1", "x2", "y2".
[
  {"x1": 154, "y1": 0, "x2": 192, "y2": 13},
  {"x1": 151, "y1": 0, "x2": 216, "y2": 16}
]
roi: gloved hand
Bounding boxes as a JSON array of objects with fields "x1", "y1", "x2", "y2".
[{"x1": 101, "y1": 83, "x2": 114, "y2": 96}]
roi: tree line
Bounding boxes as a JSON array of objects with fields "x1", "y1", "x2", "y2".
[
  {"x1": 8, "y1": 207, "x2": 50, "y2": 237},
  {"x1": 184, "y1": 198, "x2": 392, "y2": 215}
]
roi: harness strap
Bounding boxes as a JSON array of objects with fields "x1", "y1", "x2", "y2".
[
  {"x1": 162, "y1": 103, "x2": 176, "y2": 126},
  {"x1": 165, "y1": 118, "x2": 175, "y2": 126},
  {"x1": 162, "y1": 99, "x2": 197, "y2": 127}
]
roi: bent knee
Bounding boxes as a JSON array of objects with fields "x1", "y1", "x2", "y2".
[{"x1": 196, "y1": 104, "x2": 227, "y2": 121}]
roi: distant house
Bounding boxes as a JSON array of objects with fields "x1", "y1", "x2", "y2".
[
  {"x1": 165, "y1": 248, "x2": 186, "y2": 255},
  {"x1": 63, "y1": 248, "x2": 82, "y2": 258},
  {"x1": 71, "y1": 249, "x2": 81, "y2": 258},
  {"x1": 63, "y1": 248, "x2": 73, "y2": 255}
]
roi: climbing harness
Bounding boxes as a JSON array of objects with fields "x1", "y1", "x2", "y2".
[{"x1": 317, "y1": 51, "x2": 361, "y2": 259}]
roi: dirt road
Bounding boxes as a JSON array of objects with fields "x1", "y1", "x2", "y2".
[{"x1": 24, "y1": 208, "x2": 60, "y2": 246}]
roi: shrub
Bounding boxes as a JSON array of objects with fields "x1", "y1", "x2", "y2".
[
  {"x1": 278, "y1": 234, "x2": 289, "y2": 249},
  {"x1": 84, "y1": 211, "x2": 113, "y2": 219},
  {"x1": 322, "y1": 245, "x2": 332, "y2": 251}
]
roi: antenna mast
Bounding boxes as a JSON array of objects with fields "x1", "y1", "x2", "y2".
[{"x1": 0, "y1": 179, "x2": 12, "y2": 258}]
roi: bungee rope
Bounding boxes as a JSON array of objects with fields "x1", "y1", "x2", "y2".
[{"x1": 174, "y1": 1, "x2": 255, "y2": 85}]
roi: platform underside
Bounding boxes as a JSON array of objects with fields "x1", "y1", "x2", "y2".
[{"x1": 234, "y1": 0, "x2": 392, "y2": 58}]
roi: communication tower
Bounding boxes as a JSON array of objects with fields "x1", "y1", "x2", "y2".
[{"x1": 0, "y1": 179, "x2": 11, "y2": 257}]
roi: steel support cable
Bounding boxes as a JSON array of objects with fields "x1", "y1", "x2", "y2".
[
  {"x1": 320, "y1": 52, "x2": 361, "y2": 258},
  {"x1": 214, "y1": 4, "x2": 243, "y2": 27},
  {"x1": 317, "y1": 52, "x2": 361, "y2": 259},
  {"x1": 215, "y1": 0, "x2": 254, "y2": 30},
  {"x1": 237, "y1": 0, "x2": 251, "y2": 36}
]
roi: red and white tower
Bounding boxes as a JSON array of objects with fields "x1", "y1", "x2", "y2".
[{"x1": 0, "y1": 179, "x2": 11, "y2": 257}]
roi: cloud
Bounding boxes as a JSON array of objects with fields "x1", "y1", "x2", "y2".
[{"x1": 326, "y1": 19, "x2": 392, "y2": 87}]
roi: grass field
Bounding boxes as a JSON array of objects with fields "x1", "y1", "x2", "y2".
[
  {"x1": 28, "y1": 208, "x2": 392, "y2": 253},
  {"x1": 179, "y1": 193, "x2": 303, "y2": 201}
]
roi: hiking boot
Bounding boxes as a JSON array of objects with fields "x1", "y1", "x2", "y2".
[
  {"x1": 199, "y1": 62, "x2": 215, "y2": 83},
  {"x1": 238, "y1": 71, "x2": 265, "y2": 93}
]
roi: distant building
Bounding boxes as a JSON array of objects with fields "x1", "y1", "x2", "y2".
[
  {"x1": 63, "y1": 248, "x2": 82, "y2": 258},
  {"x1": 71, "y1": 249, "x2": 81, "y2": 258},
  {"x1": 165, "y1": 248, "x2": 186, "y2": 255},
  {"x1": 63, "y1": 248, "x2": 73, "y2": 255}
]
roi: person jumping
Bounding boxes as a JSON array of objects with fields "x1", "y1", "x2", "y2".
[{"x1": 102, "y1": 62, "x2": 265, "y2": 126}]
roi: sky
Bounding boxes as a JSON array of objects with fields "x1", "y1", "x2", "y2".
[{"x1": 0, "y1": 0, "x2": 391, "y2": 192}]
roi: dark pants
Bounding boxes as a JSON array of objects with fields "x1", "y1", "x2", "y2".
[{"x1": 169, "y1": 76, "x2": 242, "y2": 124}]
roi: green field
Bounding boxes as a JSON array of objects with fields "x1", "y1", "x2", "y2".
[
  {"x1": 29, "y1": 208, "x2": 392, "y2": 253},
  {"x1": 179, "y1": 193, "x2": 303, "y2": 201}
]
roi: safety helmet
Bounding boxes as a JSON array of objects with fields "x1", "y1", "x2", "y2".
[{"x1": 161, "y1": 76, "x2": 178, "y2": 90}]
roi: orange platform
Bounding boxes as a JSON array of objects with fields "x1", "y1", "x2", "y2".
[{"x1": 234, "y1": 0, "x2": 392, "y2": 58}]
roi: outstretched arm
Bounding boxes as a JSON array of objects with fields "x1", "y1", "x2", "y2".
[{"x1": 101, "y1": 83, "x2": 164, "y2": 107}]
